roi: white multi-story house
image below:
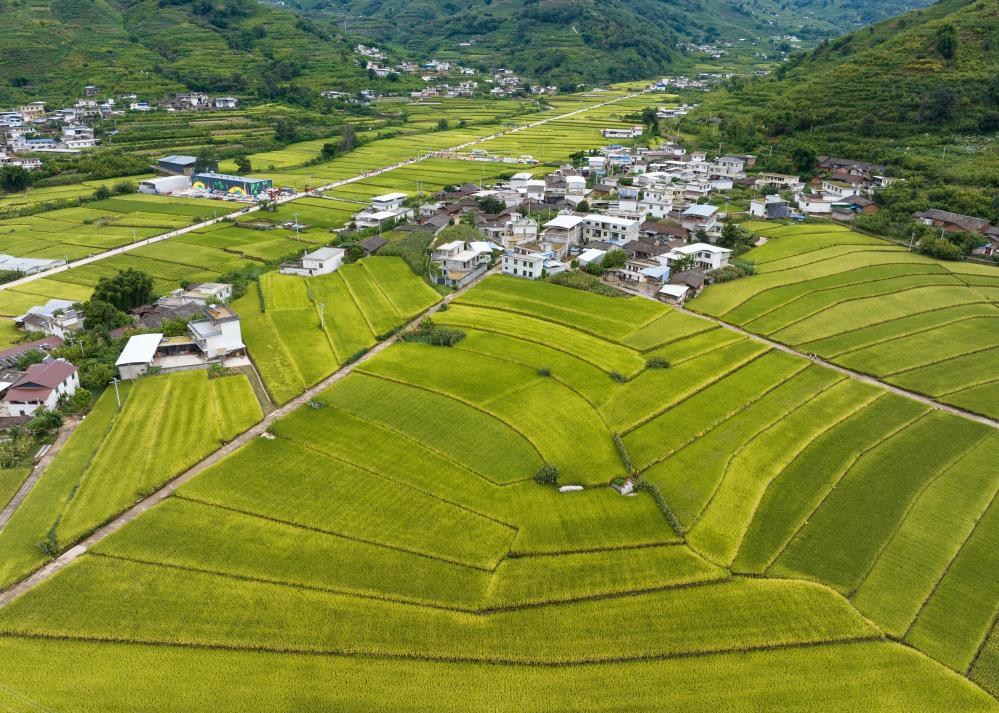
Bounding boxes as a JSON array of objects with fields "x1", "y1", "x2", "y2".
[
  {"x1": 663, "y1": 243, "x2": 731, "y2": 271},
  {"x1": 187, "y1": 304, "x2": 244, "y2": 360},
  {"x1": 542, "y1": 214, "x2": 585, "y2": 246},
  {"x1": 501, "y1": 244, "x2": 566, "y2": 280},
  {"x1": 581, "y1": 214, "x2": 640, "y2": 245},
  {"x1": 280, "y1": 247, "x2": 345, "y2": 277},
  {"x1": 431, "y1": 241, "x2": 492, "y2": 288},
  {"x1": 680, "y1": 204, "x2": 719, "y2": 235}
]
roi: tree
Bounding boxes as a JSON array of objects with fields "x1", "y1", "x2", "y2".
[
  {"x1": 193, "y1": 148, "x2": 217, "y2": 173},
  {"x1": 0, "y1": 165, "x2": 31, "y2": 192},
  {"x1": 919, "y1": 235, "x2": 963, "y2": 261},
  {"x1": 233, "y1": 155, "x2": 252, "y2": 174},
  {"x1": 79, "y1": 362, "x2": 114, "y2": 390},
  {"x1": 437, "y1": 118, "x2": 450, "y2": 131},
  {"x1": 936, "y1": 24, "x2": 957, "y2": 60},
  {"x1": 320, "y1": 142, "x2": 339, "y2": 161},
  {"x1": 717, "y1": 219, "x2": 748, "y2": 250},
  {"x1": 274, "y1": 117, "x2": 298, "y2": 143},
  {"x1": 602, "y1": 248, "x2": 627, "y2": 270},
  {"x1": 640, "y1": 106, "x2": 660, "y2": 136},
  {"x1": 576, "y1": 200, "x2": 590, "y2": 213},
  {"x1": 477, "y1": 195, "x2": 506, "y2": 215},
  {"x1": 919, "y1": 86, "x2": 957, "y2": 123},
  {"x1": 534, "y1": 464, "x2": 559, "y2": 486},
  {"x1": 27, "y1": 408, "x2": 62, "y2": 436},
  {"x1": 671, "y1": 253, "x2": 697, "y2": 273},
  {"x1": 790, "y1": 144, "x2": 816, "y2": 174},
  {"x1": 93, "y1": 184, "x2": 112, "y2": 200},
  {"x1": 339, "y1": 123, "x2": 357, "y2": 153},
  {"x1": 92, "y1": 269, "x2": 154, "y2": 311},
  {"x1": 344, "y1": 244, "x2": 366, "y2": 263},
  {"x1": 79, "y1": 300, "x2": 130, "y2": 332}
]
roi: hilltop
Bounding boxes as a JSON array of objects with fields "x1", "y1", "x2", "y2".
[
  {"x1": 693, "y1": 0, "x2": 999, "y2": 140},
  {"x1": 0, "y1": 0, "x2": 384, "y2": 105}
]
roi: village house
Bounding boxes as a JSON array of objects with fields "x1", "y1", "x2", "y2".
[
  {"x1": 280, "y1": 247, "x2": 345, "y2": 277},
  {"x1": 431, "y1": 241, "x2": 492, "y2": 288},
  {"x1": 15, "y1": 299, "x2": 82, "y2": 339},
  {"x1": 749, "y1": 195, "x2": 792, "y2": 220},
  {"x1": 581, "y1": 214, "x2": 640, "y2": 245},
  {"x1": 542, "y1": 214, "x2": 585, "y2": 246},
  {"x1": 2, "y1": 358, "x2": 78, "y2": 417},
  {"x1": 755, "y1": 173, "x2": 801, "y2": 190},
  {"x1": 664, "y1": 243, "x2": 731, "y2": 272},
  {"x1": 501, "y1": 244, "x2": 566, "y2": 280},
  {"x1": 680, "y1": 204, "x2": 719, "y2": 235},
  {"x1": 187, "y1": 304, "x2": 245, "y2": 360}
]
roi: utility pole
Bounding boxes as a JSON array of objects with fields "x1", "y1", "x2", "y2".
[
  {"x1": 319, "y1": 302, "x2": 325, "y2": 331},
  {"x1": 111, "y1": 377, "x2": 121, "y2": 411}
]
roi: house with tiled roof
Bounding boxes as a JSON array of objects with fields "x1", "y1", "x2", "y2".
[{"x1": 3, "y1": 358, "x2": 78, "y2": 416}]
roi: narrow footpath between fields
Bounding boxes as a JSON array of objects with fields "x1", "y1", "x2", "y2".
[
  {"x1": 0, "y1": 417, "x2": 80, "y2": 533},
  {"x1": 613, "y1": 283, "x2": 999, "y2": 431},
  {"x1": 0, "y1": 265, "x2": 499, "y2": 609},
  {"x1": 0, "y1": 91, "x2": 644, "y2": 294}
]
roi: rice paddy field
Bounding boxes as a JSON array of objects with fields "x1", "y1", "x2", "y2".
[
  {"x1": 234, "y1": 256, "x2": 440, "y2": 405},
  {"x1": 0, "y1": 276, "x2": 995, "y2": 710},
  {"x1": 691, "y1": 221, "x2": 999, "y2": 420},
  {"x1": 0, "y1": 371, "x2": 260, "y2": 591}
]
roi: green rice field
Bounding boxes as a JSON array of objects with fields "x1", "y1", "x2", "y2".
[
  {"x1": 691, "y1": 220, "x2": 999, "y2": 419},
  {"x1": 0, "y1": 276, "x2": 995, "y2": 710}
]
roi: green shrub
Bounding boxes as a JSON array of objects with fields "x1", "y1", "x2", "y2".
[
  {"x1": 634, "y1": 479, "x2": 683, "y2": 537},
  {"x1": 609, "y1": 371, "x2": 627, "y2": 383},
  {"x1": 534, "y1": 464, "x2": 559, "y2": 486},
  {"x1": 646, "y1": 356, "x2": 671, "y2": 369},
  {"x1": 613, "y1": 432, "x2": 633, "y2": 474},
  {"x1": 427, "y1": 326, "x2": 466, "y2": 346},
  {"x1": 547, "y1": 269, "x2": 628, "y2": 297},
  {"x1": 537, "y1": 367, "x2": 551, "y2": 377}
]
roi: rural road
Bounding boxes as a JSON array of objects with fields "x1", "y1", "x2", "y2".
[
  {"x1": 0, "y1": 90, "x2": 644, "y2": 294},
  {"x1": 615, "y1": 283, "x2": 999, "y2": 431},
  {"x1": 0, "y1": 265, "x2": 498, "y2": 609}
]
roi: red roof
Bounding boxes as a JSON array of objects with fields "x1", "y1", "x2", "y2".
[{"x1": 4, "y1": 360, "x2": 77, "y2": 403}]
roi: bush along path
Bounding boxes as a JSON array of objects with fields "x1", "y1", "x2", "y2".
[{"x1": 0, "y1": 265, "x2": 499, "y2": 609}]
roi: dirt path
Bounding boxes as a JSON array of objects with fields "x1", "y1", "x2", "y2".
[
  {"x1": 0, "y1": 417, "x2": 80, "y2": 533},
  {"x1": 0, "y1": 266, "x2": 497, "y2": 609},
  {"x1": 0, "y1": 91, "x2": 642, "y2": 295}
]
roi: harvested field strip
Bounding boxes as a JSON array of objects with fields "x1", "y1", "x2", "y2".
[
  {"x1": 687, "y1": 379, "x2": 877, "y2": 566},
  {"x1": 905, "y1": 495, "x2": 999, "y2": 672},
  {"x1": 624, "y1": 350, "x2": 808, "y2": 471},
  {"x1": 179, "y1": 438, "x2": 514, "y2": 570},
  {"x1": 852, "y1": 434, "x2": 999, "y2": 638},
  {"x1": 733, "y1": 394, "x2": 927, "y2": 575},
  {"x1": 0, "y1": 559, "x2": 877, "y2": 664},
  {"x1": 436, "y1": 304, "x2": 645, "y2": 377},
  {"x1": 601, "y1": 339, "x2": 772, "y2": 434},
  {"x1": 772, "y1": 412, "x2": 992, "y2": 595}
]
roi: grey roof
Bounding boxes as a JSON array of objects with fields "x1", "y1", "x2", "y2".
[{"x1": 158, "y1": 155, "x2": 197, "y2": 165}]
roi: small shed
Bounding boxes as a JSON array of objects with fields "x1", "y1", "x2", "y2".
[{"x1": 115, "y1": 333, "x2": 163, "y2": 380}]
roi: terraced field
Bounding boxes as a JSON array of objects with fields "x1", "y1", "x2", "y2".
[
  {"x1": 691, "y1": 221, "x2": 999, "y2": 419},
  {"x1": 235, "y1": 256, "x2": 440, "y2": 405},
  {"x1": 0, "y1": 277, "x2": 995, "y2": 710}
]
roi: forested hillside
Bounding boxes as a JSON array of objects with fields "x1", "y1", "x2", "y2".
[{"x1": 0, "y1": 0, "x2": 385, "y2": 104}]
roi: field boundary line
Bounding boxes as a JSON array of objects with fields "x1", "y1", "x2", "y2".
[
  {"x1": 901, "y1": 490, "x2": 999, "y2": 643},
  {"x1": 359, "y1": 261, "x2": 406, "y2": 321},
  {"x1": 0, "y1": 263, "x2": 496, "y2": 609},
  {"x1": 729, "y1": 390, "x2": 885, "y2": 575},
  {"x1": 682, "y1": 374, "x2": 846, "y2": 557},
  {"x1": 882, "y1": 343, "x2": 999, "y2": 378},
  {"x1": 325, "y1": 403, "x2": 525, "y2": 487},
  {"x1": 354, "y1": 371, "x2": 548, "y2": 464},
  {"x1": 762, "y1": 410, "x2": 932, "y2": 575},
  {"x1": 740, "y1": 270, "x2": 957, "y2": 329},
  {"x1": 175, "y1": 494, "x2": 498, "y2": 573},
  {"x1": 631, "y1": 355, "x2": 807, "y2": 474},
  {"x1": 671, "y1": 303, "x2": 999, "y2": 431},
  {"x1": 270, "y1": 432, "x2": 519, "y2": 532},
  {"x1": 817, "y1": 313, "x2": 999, "y2": 359},
  {"x1": 967, "y1": 611, "x2": 999, "y2": 677},
  {"x1": 794, "y1": 302, "x2": 998, "y2": 352},
  {"x1": 618, "y1": 346, "x2": 773, "y2": 438},
  {"x1": 765, "y1": 283, "x2": 974, "y2": 341},
  {"x1": 847, "y1": 429, "x2": 996, "y2": 602},
  {"x1": 939, "y1": 374, "x2": 999, "y2": 398},
  {"x1": 0, "y1": 630, "x2": 884, "y2": 668},
  {"x1": 662, "y1": 332, "x2": 745, "y2": 366}
]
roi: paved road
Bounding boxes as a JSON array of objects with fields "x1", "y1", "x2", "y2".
[
  {"x1": 0, "y1": 91, "x2": 643, "y2": 295},
  {"x1": 0, "y1": 265, "x2": 498, "y2": 609},
  {"x1": 614, "y1": 282, "x2": 999, "y2": 431},
  {"x1": 0, "y1": 417, "x2": 80, "y2": 533}
]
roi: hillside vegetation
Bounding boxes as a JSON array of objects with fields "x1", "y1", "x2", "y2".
[{"x1": 0, "y1": 0, "x2": 382, "y2": 104}]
